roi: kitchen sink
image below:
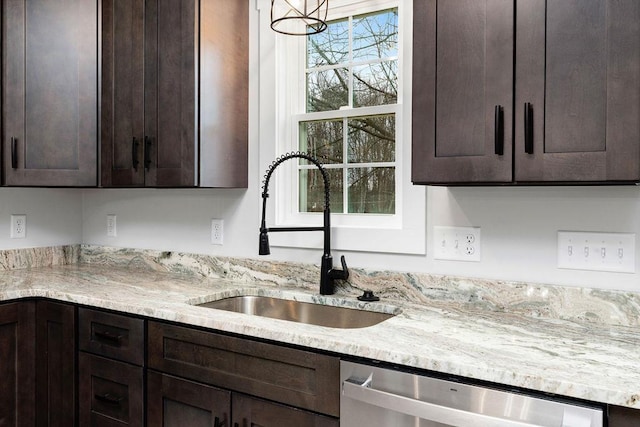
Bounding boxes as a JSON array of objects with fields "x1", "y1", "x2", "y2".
[{"x1": 196, "y1": 295, "x2": 396, "y2": 329}]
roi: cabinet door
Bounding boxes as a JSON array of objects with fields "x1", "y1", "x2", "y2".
[
  {"x1": 609, "y1": 405, "x2": 640, "y2": 427},
  {"x1": 412, "y1": 0, "x2": 514, "y2": 184},
  {"x1": 2, "y1": 0, "x2": 97, "y2": 186},
  {"x1": 515, "y1": 0, "x2": 640, "y2": 182},
  {"x1": 35, "y1": 301, "x2": 76, "y2": 427},
  {"x1": 0, "y1": 301, "x2": 35, "y2": 427},
  {"x1": 79, "y1": 353, "x2": 144, "y2": 426},
  {"x1": 144, "y1": 0, "x2": 197, "y2": 187},
  {"x1": 147, "y1": 371, "x2": 231, "y2": 427},
  {"x1": 232, "y1": 394, "x2": 339, "y2": 427},
  {"x1": 101, "y1": 0, "x2": 145, "y2": 187}
]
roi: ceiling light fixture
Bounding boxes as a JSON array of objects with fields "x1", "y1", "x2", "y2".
[{"x1": 270, "y1": 0, "x2": 329, "y2": 36}]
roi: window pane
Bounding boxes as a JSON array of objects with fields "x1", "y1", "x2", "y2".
[
  {"x1": 353, "y1": 61, "x2": 397, "y2": 107},
  {"x1": 299, "y1": 168, "x2": 344, "y2": 213},
  {"x1": 348, "y1": 167, "x2": 395, "y2": 214},
  {"x1": 300, "y1": 120, "x2": 343, "y2": 164},
  {"x1": 347, "y1": 115, "x2": 395, "y2": 163},
  {"x1": 307, "y1": 18, "x2": 349, "y2": 67},
  {"x1": 307, "y1": 68, "x2": 348, "y2": 112},
  {"x1": 353, "y1": 9, "x2": 398, "y2": 62}
]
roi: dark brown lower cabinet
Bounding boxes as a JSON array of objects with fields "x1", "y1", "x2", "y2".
[
  {"x1": 0, "y1": 301, "x2": 35, "y2": 427},
  {"x1": 79, "y1": 352, "x2": 144, "y2": 426},
  {"x1": 609, "y1": 405, "x2": 640, "y2": 427},
  {"x1": 232, "y1": 394, "x2": 339, "y2": 427},
  {"x1": 36, "y1": 301, "x2": 76, "y2": 427},
  {"x1": 147, "y1": 371, "x2": 231, "y2": 427}
]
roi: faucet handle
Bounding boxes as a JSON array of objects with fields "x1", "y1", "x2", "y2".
[{"x1": 330, "y1": 255, "x2": 349, "y2": 281}]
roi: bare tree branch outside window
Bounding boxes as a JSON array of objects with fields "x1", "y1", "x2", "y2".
[{"x1": 300, "y1": 8, "x2": 398, "y2": 214}]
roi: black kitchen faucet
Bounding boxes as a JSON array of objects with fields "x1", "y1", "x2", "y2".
[{"x1": 259, "y1": 152, "x2": 349, "y2": 295}]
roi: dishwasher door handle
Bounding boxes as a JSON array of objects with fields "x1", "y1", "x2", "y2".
[{"x1": 343, "y1": 379, "x2": 543, "y2": 427}]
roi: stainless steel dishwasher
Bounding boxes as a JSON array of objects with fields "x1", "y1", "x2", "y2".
[{"x1": 341, "y1": 361, "x2": 603, "y2": 427}]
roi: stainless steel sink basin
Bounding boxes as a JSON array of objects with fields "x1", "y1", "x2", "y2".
[{"x1": 197, "y1": 295, "x2": 395, "y2": 329}]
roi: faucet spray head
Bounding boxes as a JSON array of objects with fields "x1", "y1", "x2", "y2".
[{"x1": 259, "y1": 229, "x2": 270, "y2": 255}]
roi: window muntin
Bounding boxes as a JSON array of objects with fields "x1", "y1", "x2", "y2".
[{"x1": 299, "y1": 8, "x2": 398, "y2": 215}]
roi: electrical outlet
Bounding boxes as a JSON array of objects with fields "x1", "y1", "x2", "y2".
[
  {"x1": 10, "y1": 214, "x2": 26, "y2": 239},
  {"x1": 433, "y1": 226, "x2": 481, "y2": 262},
  {"x1": 211, "y1": 219, "x2": 224, "y2": 245},
  {"x1": 558, "y1": 231, "x2": 635, "y2": 273},
  {"x1": 106, "y1": 214, "x2": 117, "y2": 237}
]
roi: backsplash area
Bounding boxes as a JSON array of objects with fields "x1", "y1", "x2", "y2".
[{"x1": 1, "y1": 244, "x2": 638, "y2": 327}]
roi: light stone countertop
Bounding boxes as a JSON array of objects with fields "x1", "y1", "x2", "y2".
[{"x1": 0, "y1": 261, "x2": 639, "y2": 410}]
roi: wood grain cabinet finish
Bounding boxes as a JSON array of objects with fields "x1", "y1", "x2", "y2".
[
  {"x1": 412, "y1": 0, "x2": 514, "y2": 184},
  {"x1": 147, "y1": 371, "x2": 231, "y2": 427},
  {"x1": 101, "y1": 0, "x2": 248, "y2": 188},
  {"x1": 148, "y1": 321, "x2": 340, "y2": 418},
  {"x1": 514, "y1": 0, "x2": 640, "y2": 183},
  {"x1": 608, "y1": 405, "x2": 640, "y2": 427},
  {"x1": 0, "y1": 301, "x2": 35, "y2": 427},
  {"x1": 79, "y1": 353, "x2": 144, "y2": 427},
  {"x1": 412, "y1": 0, "x2": 640, "y2": 185},
  {"x1": 35, "y1": 301, "x2": 76, "y2": 427},
  {"x1": 78, "y1": 308, "x2": 145, "y2": 427},
  {"x1": 2, "y1": 0, "x2": 98, "y2": 186},
  {"x1": 232, "y1": 393, "x2": 339, "y2": 427},
  {"x1": 79, "y1": 307, "x2": 145, "y2": 365}
]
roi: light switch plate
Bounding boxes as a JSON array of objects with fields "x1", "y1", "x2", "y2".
[
  {"x1": 433, "y1": 226, "x2": 481, "y2": 262},
  {"x1": 557, "y1": 231, "x2": 635, "y2": 273}
]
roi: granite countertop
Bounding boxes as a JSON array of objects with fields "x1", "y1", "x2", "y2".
[{"x1": 0, "y1": 258, "x2": 639, "y2": 411}]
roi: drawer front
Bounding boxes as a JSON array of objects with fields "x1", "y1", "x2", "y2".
[
  {"x1": 148, "y1": 321, "x2": 340, "y2": 417},
  {"x1": 78, "y1": 353, "x2": 143, "y2": 427},
  {"x1": 79, "y1": 308, "x2": 144, "y2": 365}
]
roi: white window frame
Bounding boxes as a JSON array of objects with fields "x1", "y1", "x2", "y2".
[{"x1": 258, "y1": 0, "x2": 425, "y2": 255}]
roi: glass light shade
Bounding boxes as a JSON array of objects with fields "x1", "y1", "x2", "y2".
[{"x1": 270, "y1": 0, "x2": 329, "y2": 35}]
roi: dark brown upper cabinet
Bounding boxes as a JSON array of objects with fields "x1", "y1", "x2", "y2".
[
  {"x1": 101, "y1": 0, "x2": 249, "y2": 188},
  {"x1": 412, "y1": 0, "x2": 514, "y2": 184},
  {"x1": 2, "y1": 0, "x2": 98, "y2": 186},
  {"x1": 412, "y1": 0, "x2": 640, "y2": 185}
]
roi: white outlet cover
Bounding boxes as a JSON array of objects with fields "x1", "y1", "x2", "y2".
[
  {"x1": 211, "y1": 219, "x2": 224, "y2": 245},
  {"x1": 10, "y1": 214, "x2": 26, "y2": 239},
  {"x1": 557, "y1": 231, "x2": 635, "y2": 273},
  {"x1": 106, "y1": 214, "x2": 117, "y2": 237},
  {"x1": 433, "y1": 226, "x2": 481, "y2": 262}
]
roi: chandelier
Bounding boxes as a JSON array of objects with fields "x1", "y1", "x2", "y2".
[{"x1": 270, "y1": 0, "x2": 329, "y2": 36}]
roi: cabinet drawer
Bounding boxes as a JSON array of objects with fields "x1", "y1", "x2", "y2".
[
  {"x1": 148, "y1": 321, "x2": 340, "y2": 417},
  {"x1": 78, "y1": 353, "x2": 143, "y2": 427},
  {"x1": 79, "y1": 308, "x2": 144, "y2": 365}
]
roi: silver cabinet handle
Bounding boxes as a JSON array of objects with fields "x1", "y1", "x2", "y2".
[{"x1": 342, "y1": 379, "x2": 597, "y2": 427}]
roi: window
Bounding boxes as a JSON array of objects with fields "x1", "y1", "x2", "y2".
[
  {"x1": 300, "y1": 9, "x2": 398, "y2": 215},
  {"x1": 259, "y1": 0, "x2": 425, "y2": 254}
]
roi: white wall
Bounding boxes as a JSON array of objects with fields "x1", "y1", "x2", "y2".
[{"x1": 0, "y1": 188, "x2": 83, "y2": 249}]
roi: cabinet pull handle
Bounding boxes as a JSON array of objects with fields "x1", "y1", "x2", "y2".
[
  {"x1": 144, "y1": 136, "x2": 152, "y2": 170},
  {"x1": 494, "y1": 105, "x2": 504, "y2": 155},
  {"x1": 132, "y1": 137, "x2": 140, "y2": 170},
  {"x1": 94, "y1": 330, "x2": 123, "y2": 345},
  {"x1": 10, "y1": 137, "x2": 17, "y2": 169},
  {"x1": 524, "y1": 102, "x2": 534, "y2": 154},
  {"x1": 94, "y1": 393, "x2": 123, "y2": 405}
]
